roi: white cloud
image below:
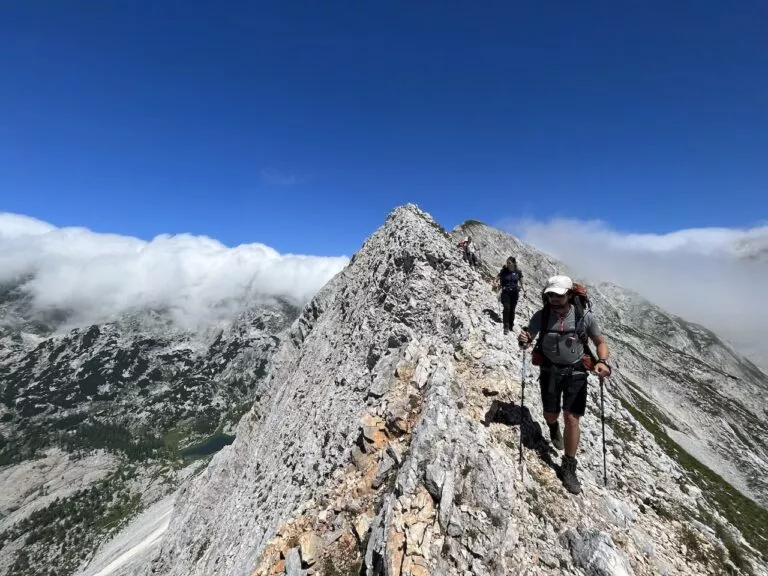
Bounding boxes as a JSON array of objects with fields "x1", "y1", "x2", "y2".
[
  {"x1": 502, "y1": 217, "x2": 768, "y2": 369},
  {"x1": 0, "y1": 212, "x2": 349, "y2": 331}
]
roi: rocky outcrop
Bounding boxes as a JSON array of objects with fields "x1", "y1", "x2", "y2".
[{"x1": 147, "y1": 205, "x2": 768, "y2": 575}]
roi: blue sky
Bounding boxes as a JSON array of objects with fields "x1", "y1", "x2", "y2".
[{"x1": 1, "y1": 1, "x2": 766, "y2": 256}]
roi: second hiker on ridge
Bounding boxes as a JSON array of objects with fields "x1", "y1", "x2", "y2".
[
  {"x1": 517, "y1": 275, "x2": 612, "y2": 495},
  {"x1": 498, "y1": 256, "x2": 525, "y2": 334},
  {"x1": 463, "y1": 236, "x2": 479, "y2": 268}
]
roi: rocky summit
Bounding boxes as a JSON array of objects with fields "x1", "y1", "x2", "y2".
[{"x1": 141, "y1": 205, "x2": 768, "y2": 576}]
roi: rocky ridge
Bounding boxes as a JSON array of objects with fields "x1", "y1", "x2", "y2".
[
  {"x1": 147, "y1": 205, "x2": 768, "y2": 576},
  {"x1": 460, "y1": 220, "x2": 768, "y2": 512}
]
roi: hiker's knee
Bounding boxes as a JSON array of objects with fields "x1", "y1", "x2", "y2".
[
  {"x1": 563, "y1": 411, "x2": 580, "y2": 427},
  {"x1": 543, "y1": 411, "x2": 559, "y2": 424}
]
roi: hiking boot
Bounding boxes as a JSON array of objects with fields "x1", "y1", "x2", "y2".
[
  {"x1": 560, "y1": 455, "x2": 582, "y2": 495},
  {"x1": 548, "y1": 422, "x2": 564, "y2": 451},
  {"x1": 503, "y1": 326, "x2": 509, "y2": 335}
]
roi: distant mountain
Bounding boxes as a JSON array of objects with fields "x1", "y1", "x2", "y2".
[{"x1": 0, "y1": 280, "x2": 303, "y2": 576}]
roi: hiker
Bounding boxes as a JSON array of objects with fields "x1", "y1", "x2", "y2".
[
  {"x1": 457, "y1": 238, "x2": 468, "y2": 262},
  {"x1": 498, "y1": 256, "x2": 525, "y2": 334},
  {"x1": 458, "y1": 236, "x2": 479, "y2": 268},
  {"x1": 517, "y1": 275, "x2": 612, "y2": 495}
]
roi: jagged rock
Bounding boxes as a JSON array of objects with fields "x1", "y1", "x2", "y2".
[
  {"x1": 298, "y1": 532, "x2": 323, "y2": 567},
  {"x1": 284, "y1": 547, "x2": 304, "y2": 576},
  {"x1": 561, "y1": 527, "x2": 634, "y2": 576},
  {"x1": 386, "y1": 441, "x2": 404, "y2": 466},
  {"x1": 386, "y1": 398, "x2": 411, "y2": 435},
  {"x1": 372, "y1": 452, "x2": 396, "y2": 489},
  {"x1": 424, "y1": 463, "x2": 446, "y2": 500},
  {"x1": 370, "y1": 352, "x2": 399, "y2": 398},
  {"x1": 350, "y1": 445, "x2": 366, "y2": 470},
  {"x1": 354, "y1": 512, "x2": 374, "y2": 542}
]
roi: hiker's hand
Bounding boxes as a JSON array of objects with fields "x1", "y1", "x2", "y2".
[
  {"x1": 596, "y1": 361, "x2": 612, "y2": 379},
  {"x1": 518, "y1": 331, "x2": 531, "y2": 349}
]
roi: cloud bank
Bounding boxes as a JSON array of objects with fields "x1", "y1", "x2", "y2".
[
  {"x1": 504, "y1": 217, "x2": 768, "y2": 370},
  {"x1": 0, "y1": 213, "x2": 349, "y2": 331}
]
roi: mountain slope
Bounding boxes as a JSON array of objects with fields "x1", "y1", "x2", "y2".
[
  {"x1": 461, "y1": 220, "x2": 768, "y2": 513},
  {"x1": 145, "y1": 205, "x2": 767, "y2": 576},
  {"x1": 0, "y1": 294, "x2": 301, "y2": 575}
]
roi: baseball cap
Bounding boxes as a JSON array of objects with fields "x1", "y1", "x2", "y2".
[{"x1": 544, "y1": 275, "x2": 573, "y2": 295}]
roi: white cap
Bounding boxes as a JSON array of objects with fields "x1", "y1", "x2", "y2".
[{"x1": 544, "y1": 275, "x2": 573, "y2": 295}]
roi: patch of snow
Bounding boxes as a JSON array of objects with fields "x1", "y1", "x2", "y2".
[{"x1": 76, "y1": 492, "x2": 177, "y2": 576}]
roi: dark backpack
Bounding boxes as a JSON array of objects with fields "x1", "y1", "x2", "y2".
[{"x1": 531, "y1": 282, "x2": 598, "y2": 370}]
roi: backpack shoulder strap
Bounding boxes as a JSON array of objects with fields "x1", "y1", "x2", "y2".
[
  {"x1": 573, "y1": 299, "x2": 598, "y2": 360},
  {"x1": 534, "y1": 305, "x2": 550, "y2": 350}
]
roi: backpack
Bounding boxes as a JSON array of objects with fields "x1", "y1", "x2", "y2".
[{"x1": 531, "y1": 282, "x2": 598, "y2": 371}]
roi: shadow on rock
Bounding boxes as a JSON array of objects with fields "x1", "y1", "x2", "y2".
[
  {"x1": 481, "y1": 308, "x2": 503, "y2": 323},
  {"x1": 483, "y1": 399, "x2": 560, "y2": 473}
]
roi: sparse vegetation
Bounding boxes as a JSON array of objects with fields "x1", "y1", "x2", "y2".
[
  {"x1": 620, "y1": 394, "x2": 768, "y2": 563},
  {"x1": 322, "y1": 558, "x2": 362, "y2": 576},
  {"x1": 680, "y1": 524, "x2": 708, "y2": 563},
  {"x1": 0, "y1": 465, "x2": 142, "y2": 576}
]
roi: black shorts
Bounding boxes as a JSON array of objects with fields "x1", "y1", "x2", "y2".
[{"x1": 539, "y1": 367, "x2": 588, "y2": 416}]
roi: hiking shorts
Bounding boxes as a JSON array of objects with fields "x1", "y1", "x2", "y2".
[{"x1": 539, "y1": 367, "x2": 588, "y2": 416}]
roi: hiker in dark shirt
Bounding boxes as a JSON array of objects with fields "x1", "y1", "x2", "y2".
[{"x1": 497, "y1": 257, "x2": 525, "y2": 334}]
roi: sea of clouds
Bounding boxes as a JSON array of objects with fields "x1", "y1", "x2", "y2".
[{"x1": 0, "y1": 212, "x2": 349, "y2": 331}]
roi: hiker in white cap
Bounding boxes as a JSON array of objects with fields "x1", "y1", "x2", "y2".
[{"x1": 517, "y1": 274, "x2": 612, "y2": 495}]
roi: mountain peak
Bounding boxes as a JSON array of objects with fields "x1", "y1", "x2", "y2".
[{"x1": 144, "y1": 206, "x2": 767, "y2": 575}]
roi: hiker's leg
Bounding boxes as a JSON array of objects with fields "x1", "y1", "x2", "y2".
[
  {"x1": 501, "y1": 291, "x2": 511, "y2": 330},
  {"x1": 559, "y1": 373, "x2": 587, "y2": 494},
  {"x1": 539, "y1": 369, "x2": 561, "y2": 424},
  {"x1": 563, "y1": 411, "x2": 581, "y2": 456},
  {"x1": 508, "y1": 289, "x2": 519, "y2": 328},
  {"x1": 562, "y1": 372, "x2": 588, "y2": 457}
]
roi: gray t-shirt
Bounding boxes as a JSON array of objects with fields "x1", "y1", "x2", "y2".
[{"x1": 527, "y1": 305, "x2": 601, "y2": 366}]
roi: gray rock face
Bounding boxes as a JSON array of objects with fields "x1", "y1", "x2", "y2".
[
  {"x1": 145, "y1": 205, "x2": 767, "y2": 576},
  {"x1": 561, "y1": 526, "x2": 633, "y2": 576}
]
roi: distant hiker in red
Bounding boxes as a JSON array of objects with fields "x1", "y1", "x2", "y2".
[
  {"x1": 497, "y1": 256, "x2": 525, "y2": 334},
  {"x1": 517, "y1": 275, "x2": 612, "y2": 495}
]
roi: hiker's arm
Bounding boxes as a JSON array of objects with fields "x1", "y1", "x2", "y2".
[
  {"x1": 587, "y1": 317, "x2": 609, "y2": 361},
  {"x1": 520, "y1": 311, "x2": 541, "y2": 344},
  {"x1": 591, "y1": 334, "x2": 609, "y2": 362}
]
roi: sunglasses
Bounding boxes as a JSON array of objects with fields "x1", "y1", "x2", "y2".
[{"x1": 546, "y1": 292, "x2": 567, "y2": 298}]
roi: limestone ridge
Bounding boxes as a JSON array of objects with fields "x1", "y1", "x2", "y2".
[
  {"x1": 148, "y1": 204, "x2": 768, "y2": 576},
  {"x1": 456, "y1": 220, "x2": 768, "y2": 510}
]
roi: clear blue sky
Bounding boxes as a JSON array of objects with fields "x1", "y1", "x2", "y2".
[{"x1": 1, "y1": 1, "x2": 766, "y2": 256}]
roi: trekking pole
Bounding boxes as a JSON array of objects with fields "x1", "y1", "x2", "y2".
[
  {"x1": 519, "y1": 349, "x2": 527, "y2": 466},
  {"x1": 599, "y1": 375, "x2": 607, "y2": 486}
]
